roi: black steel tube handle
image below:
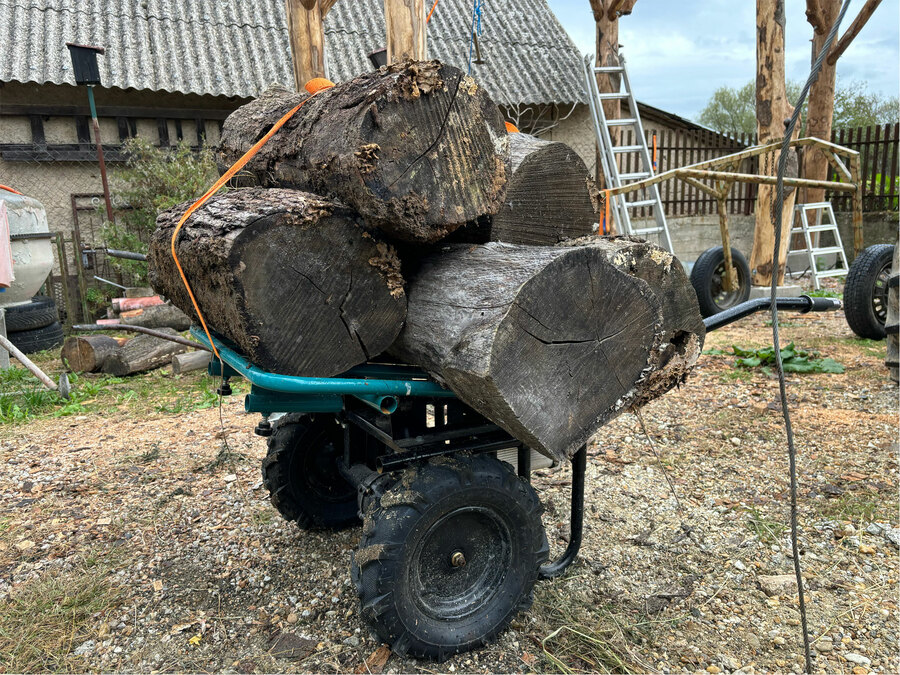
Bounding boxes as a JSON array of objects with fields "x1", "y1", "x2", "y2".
[
  {"x1": 105, "y1": 248, "x2": 147, "y2": 261},
  {"x1": 703, "y1": 295, "x2": 842, "y2": 332},
  {"x1": 538, "y1": 445, "x2": 586, "y2": 580}
]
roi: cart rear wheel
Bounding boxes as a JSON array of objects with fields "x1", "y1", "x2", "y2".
[
  {"x1": 351, "y1": 454, "x2": 548, "y2": 661},
  {"x1": 690, "y1": 246, "x2": 751, "y2": 318},
  {"x1": 262, "y1": 414, "x2": 359, "y2": 530}
]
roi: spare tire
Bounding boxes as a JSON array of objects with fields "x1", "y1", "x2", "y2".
[
  {"x1": 7, "y1": 321, "x2": 65, "y2": 354},
  {"x1": 690, "y1": 246, "x2": 752, "y2": 318},
  {"x1": 4, "y1": 295, "x2": 59, "y2": 332},
  {"x1": 844, "y1": 243, "x2": 894, "y2": 340}
]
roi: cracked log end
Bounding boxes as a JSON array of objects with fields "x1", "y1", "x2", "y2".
[
  {"x1": 391, "y1": 239, "x2": 704, "y2": 462},
  {"x1": 148, "y1": 188, "x2": 407, "y2": 377}
]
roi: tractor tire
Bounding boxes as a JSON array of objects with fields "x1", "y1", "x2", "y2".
[
  {"x1": 844, "y1": 243, "x2": 894, "y2": 340},
  {"x1": 261, "y1": 413, "x2": 360, "y2": 530},
  {"x1": 4, "y1": 295, "x2": 59, "y2": 332},
  {"x1": 7, "y1": 321, "x2": 65, "y2": 354},
  {"x1": 885, "y1": 242, "x2": 898, "y2": 382},
  {"x1": 351, "y1": 454, "x2": 549, "y2": 661},
  {"x1": 690, "y1": 246, "x2": 752, "y2": 318}
]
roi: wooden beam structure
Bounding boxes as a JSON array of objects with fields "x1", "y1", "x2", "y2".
[
  {"x1": 385, "y1": 0, "x2": 426, "y2": 64},
  {"x1": 827, "y1": 0, "x2": 882, "y2": 65},
  {"x1": 285, "y1": 0, "x2": 326, "y2": 90}
]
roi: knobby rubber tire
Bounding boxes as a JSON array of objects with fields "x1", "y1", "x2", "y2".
[
  {"x1": 351, "y1": 454, "x2": 549, "y2": 661},
  {"x1": 885, "y1": 242, "x2": 898, "y2": 382},
  {"x1": 7, "y1": 320, "x2": 65, "y2": 354},
  {"x1": 4, "y1": 296, "x2": 59, "y2": 332},
  {"x1": 690, "y1": 246, "x2": 751, "y2": 318},
  {"x1": 844, "y1": 243, "x2": 894, "y2": 340},
  {"x1": 261, "y1": 413, "x2": 359, "y2": 530}
]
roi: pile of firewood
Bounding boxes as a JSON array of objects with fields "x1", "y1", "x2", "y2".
[{"x1": 148, "y1": 60, "x2": 705, "y2": 463}]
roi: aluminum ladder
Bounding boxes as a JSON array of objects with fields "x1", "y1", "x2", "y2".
[
  {"x1": 787, "y1": 202, "x2": 849, "y2": 289},
  {"x1": 583, "y1": 52, "x2": 672, "y2": 252}
]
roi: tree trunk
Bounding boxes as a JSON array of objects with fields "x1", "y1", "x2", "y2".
[
  {"x1": 804, "y1": 0, "x2": 840, "y2": 205},
  {"x1": 172, "y1": 350, "x2": 213, "y2": 375},
  {"x1": 102, "y1": 328, "x2": 189, "y2": 376},
  {"x1": 216, "y1": 60, "x2": 509, "y2": 243},
  {"x1": 121, "y1": 304, "x2": 191, "y2": 331},
  {"x1": 385, "y1": 0, "x2": 426, "y2": 64},
  {"x1": 389, "y1": 237, "x2": 705, "y2": 462},
  {"x1": 750, "y1": 0, "x2": 801, "y2": 287},
  {"x1": 284, "y1": 0, "x2": 325, "y2": 89},
  {"x1": 447, "y1": 133, "x2": 598, "y2": 244},
  {"x1": 591, "y1": 0, "x2": 622, "y2": 186},
  {"x1": 60, "y1": 335, "x2": 121, "y2": 373},
  {"x1": 148, "y1": 188, "x2": 407, "y2": 378}
]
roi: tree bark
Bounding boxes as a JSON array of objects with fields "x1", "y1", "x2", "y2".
[
  {"x1": 120, "y1": 304, "x2": 191, "y2": 331},
  {"x1": 591, "y1": 0, "x2": 622, "y2": 186},
  {"x1": 102, "y1": 328, "x2": 188, "y2": 377},
  {"x1": 216, "y1": 60, "x2": 509, "y2": 243},
  {"x1": 447, "y1": 133, "x2": 598, "y2": 244},
  {"x1": 385, "y1": 0, "x2": 426, "y2": 64},
  {"x1": 804, "y1": 0, "x2": 840, "y2": 205},
  {"x1": 148, "y1": 188, "x2": 407, "y2": 378},
  {"x1": 389, "y1": 237, "x2": 705, "y2": 462},
  {"x1": 172, "y1": 350, "x2": 213, "y2": 375},
  {"x1": 750, "y1": 0, "x2": 801, "y2": 286},
  {"x1": 60, "y1": 335, "x2": 121, "y2": 373}
]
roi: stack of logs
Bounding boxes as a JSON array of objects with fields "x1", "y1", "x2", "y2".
[{"x1": 148, "y1": 60, "x2": 705, "y2": 463}]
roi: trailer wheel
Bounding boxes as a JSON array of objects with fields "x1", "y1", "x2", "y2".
[
  {"x1": 351, "y1": 454, "x2": 549, "y2": 661},
  {"x1": 690, "y1": 246, "x2": 751, "y2": 318},
  {"x1": 844, "y1": 243, "x2": 894, "y2": 340},
  {"x1": 262, "y1": 414, "x2": 359, "y2": 530},
  {"x1": 885, "y1": 242, "x2": 898, "y2": 382}
]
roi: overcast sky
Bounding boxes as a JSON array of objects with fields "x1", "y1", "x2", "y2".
[{"x1": 548, "y1": 0, "x2": 900, "y2": 120}]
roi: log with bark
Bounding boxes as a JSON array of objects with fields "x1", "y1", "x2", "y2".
[
  {"x1": 389, "y1": 237, "x2": 705, "y2": 462},
  {"x1": 216, "y1": 60, "x2": 509, "y2": 243},
  {"x1": 121, "y1": 303, "x2": 191, "y2": 331},
  {"x1": 60, "y1": 335, "x2": 121, "y2": 373},
  {"x1": 102, "y1": 328, "x2": 188, "y2": 376},
  {"x1": 446, "y1": 133, "x2": 597, "y2": 245},
  {"x1": 148, "y1": 188, "x2": 407, "y2": 377},
  {"x1": 172, "y1": 350, "x2": 213, "y2": 375}
]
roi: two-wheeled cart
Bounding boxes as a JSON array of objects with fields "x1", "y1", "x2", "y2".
[{"x1": 190, "y1": 294, "x2": 840, "y2": 661}]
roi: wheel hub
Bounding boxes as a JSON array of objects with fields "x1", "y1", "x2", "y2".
[{"x1": 450, "y1": 550, "x2": 467, "y2": 567}]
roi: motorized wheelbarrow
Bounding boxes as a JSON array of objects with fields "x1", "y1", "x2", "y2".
[{"x1": 190, "y1": 294, "x2": 839, "y2": 661}]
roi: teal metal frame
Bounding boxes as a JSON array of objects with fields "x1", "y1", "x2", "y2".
[{"x1": 190, "y1": 327, "x2": 455, "y2": 416}]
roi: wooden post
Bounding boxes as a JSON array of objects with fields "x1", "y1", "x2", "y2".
[
  {"x1": 749, "y1": 0, "x2": 800, "y2": 287},
  {"x1": 284, "y1": 0, "x2": 326, "y2": 90},
  {"x1": 385, "y1": 0, "x2": 426, "y2": 64}
]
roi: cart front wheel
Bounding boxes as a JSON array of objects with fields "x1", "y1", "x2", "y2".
[
  {"x1": 690, "y1": 246, "x2": 751, "y2": 318},
  {"x1": 262, "y1": 414, "x2": 359, "y2": 530},
  {"x1": 351, "y1": 455, "x2": 548, "y2": 661},
  {"x1": 844, "y1": 243, "x2": 894, "y2": 340}
]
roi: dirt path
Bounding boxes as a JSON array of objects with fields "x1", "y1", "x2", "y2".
[{"x1": 1, "y1": 309, "x2": 896, "y2": 674}]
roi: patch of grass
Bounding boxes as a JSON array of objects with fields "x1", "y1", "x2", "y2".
[
  {"x1": 817, "y1": 492, "x2": 896, "y2": 524},
  {"x1": 534, "y1": 581, "x2": 648, "y2": 674},
  {"x1": 805, "y1": 287, "x2": 842, "y2": 299},
  {"x1": 719, "y1": 368, "x2": 754, "y2": 383},
  {"x1": 745, "y1": 508, "x2": 787, "y2": 544},
  {"x1": 0, "y1": 551, "x2": 123, "y2": 672}
]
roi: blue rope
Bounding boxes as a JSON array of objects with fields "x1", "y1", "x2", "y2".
[{"x1": 467, "y1": 0, "x2": 483, "y2": 75}]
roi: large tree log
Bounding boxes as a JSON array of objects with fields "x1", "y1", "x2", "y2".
[
  {"x1": 448, "y1": 133, "x2": 597, "y2": 244},
  {"x1": 390, "y1": 237, "x2": 704, "y2": 462},
  {"x1": 172, "y1": 350, "x2": 213, "y2": 375},
  {"x1": 216, "y1": 60, "x2": 509, "y2": 243},
  {"x1": 148, "y1": 188, "x2": 407, "y2": 377},
  {"x1": 102, "y1": 328, "x2": 188, "y2": 376},
  {"x1": 60, "y1": 335, "x2": 120, "y2": 373}
]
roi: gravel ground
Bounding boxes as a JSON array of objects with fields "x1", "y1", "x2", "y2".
[{"x1": 0, "y1": 305, "x2": 897, "y2": 674}]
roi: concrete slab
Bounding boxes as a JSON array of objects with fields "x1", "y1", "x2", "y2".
[{"x1": 748, "y1": 284, "x2": 803, "y2": 299}]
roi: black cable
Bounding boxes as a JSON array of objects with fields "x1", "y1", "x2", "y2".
[{"x1": 770, "y1": 2, "x2": 851, "y2": 671}]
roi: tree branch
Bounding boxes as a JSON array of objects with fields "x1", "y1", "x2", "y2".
[
  {"x1": 589, "y1": 0, "x2": 606, "y2": 22},
  {"x1": 607, "y1": 0, "x2": 638, "y2": 20},
  {"x1": 319, "y1": 0, "x2": 339, "y2": 16},
  {"x1": 827, "y1": 0, "x2": 882, "y2": 65},
  {"x1": 805, "y1": 0, "x2": 827, "y2": 34}
]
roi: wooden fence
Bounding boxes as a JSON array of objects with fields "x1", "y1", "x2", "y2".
[{"x1": 642, "y1": 122, "x2": 898, "y2": 216}]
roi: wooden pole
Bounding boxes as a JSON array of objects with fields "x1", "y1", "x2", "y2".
[
  {"x1": 590, "y1": 0, "x2": 622, "y2": 184},
  {"x1": 749, "y1": 0, "x2": 800, "y2": 287},
  {"x1": 284, "y1": 0, "x2": 326, "y2": 90},
  {"x1": 385, "y1": 0, "x2": 426, "y2": 64}
]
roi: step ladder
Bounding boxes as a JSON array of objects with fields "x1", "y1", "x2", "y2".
[
  {"x1": 787, "y1": 202, "x2": 849, "y2": 289},
  {"x1": 583, "y1": 52, "x2": 672, "y2": 252}
]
